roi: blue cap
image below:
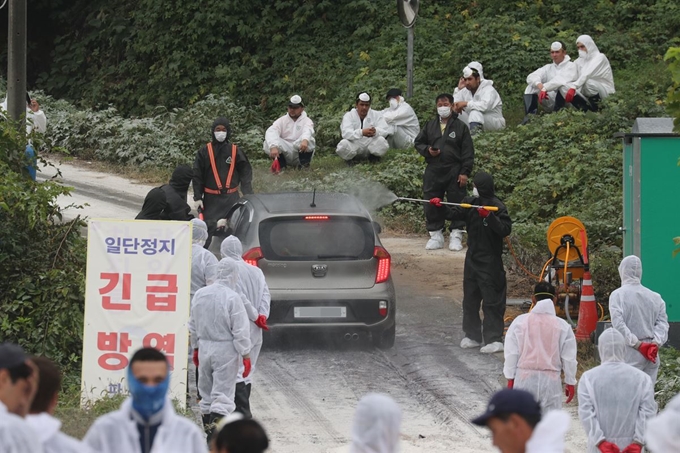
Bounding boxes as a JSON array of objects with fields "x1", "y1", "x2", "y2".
[{"x1": 471, "y1": 389, "x2": 541, "y2": 426}]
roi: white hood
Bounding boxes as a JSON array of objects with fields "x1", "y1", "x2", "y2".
[{"x1": 26, "y1": 413, "x2": 61, "y2": 444}]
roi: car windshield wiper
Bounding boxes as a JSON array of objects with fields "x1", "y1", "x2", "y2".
[{"x1": 316, "y1": 254, "x2": 359, "y2": 259}]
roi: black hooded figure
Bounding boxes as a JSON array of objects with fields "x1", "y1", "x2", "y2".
[
  {"x1": 136, "y1": 165, "x2": 194, "y2": 221},
  {"x1": 441, "y1": 171, "x2": 512, "y2": 347},
  {"x1": 192, "y1": 117, "x2": 253, "y2": 239}
]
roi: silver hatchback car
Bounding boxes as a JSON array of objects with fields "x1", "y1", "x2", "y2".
[{"x1": 210, "y1": 192, "x2": 396, "y2": 348}]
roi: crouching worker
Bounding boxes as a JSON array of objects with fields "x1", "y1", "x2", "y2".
[
  {"x1": 263, "y1": 95, "x2": 316, "y2": 170},
  {"x1": 189, "y1": 259, "x2": 252, "y2": 439},
  {"x1": 336, "y1": 92, "x2": 390, "y2": 165},
  {"x1": 83, "y1": 347, "x2": 206, "y2": 453}
]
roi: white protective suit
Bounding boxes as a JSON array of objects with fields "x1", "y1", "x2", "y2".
[
  {"x1": 190, "y1": 219, "x2": 218, "y2": 300},
  {"x1": 1, "y1": 98, "x2": 47, "y2": 135},
  {"x1": 646, "y1": 393, "x2": 680, "y2": 452},
  {"x1": 609, "y1": 255, "x2": 669, "y2": 383},
  {"x1": 380, "y1": 96, "x2": 419, "y2": 149},
  {"x1": 26, "y1": 413, "x2": 90, "y2": 453},
  {"x1": 0, "y1": 401, "x2": 43, "y2": 453},
  {"x1": 349, "y1": 393, "x2": 402, "y2": 453},
  {"x1": 189, "y1": 259, "x2": 251, "y2": 416},
  {"x1": 336, "y1": 108, "x2": 390, "y2": 160},
  {"x1": 83, "y1": 397, "x2": 206, "y2": 453},
  {"x1": 262, "y1": 111, "x2": 316, "y2": 166},
  {"x1": 504, "y1": 298, "x2": 578, "y2": 412},
  {"x1": 220, "y1": 236, "x2": 271, "y2": 385},
  {"x1": 578, "y1": 328, "x2": 657, "y2": 453},
  {"x1": 453, "y1": 61, "x2": 505, "y2": 131},
  {"x1": 525, "y1": 55, "x2": 578, "y2": 111},
  {"x1": 569, "y1": 35, "x2": 615, "y2": 99},
  {"x1": 526, "y1": 410, "x2": 571, "y2": 453}
]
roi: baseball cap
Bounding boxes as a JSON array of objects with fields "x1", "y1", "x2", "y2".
[
  {"x1": 385, "y1": 88, "x2": 402, "y2": 99},
  {"x1": 288, "y1": 95, "x2": 304, "y2": 108},
  {"x1": 0, "y1": 343, "x2": 28, "y2": 369},
  {"x1": 471, "y1": 389, "x2": 541, "y2": 426}
]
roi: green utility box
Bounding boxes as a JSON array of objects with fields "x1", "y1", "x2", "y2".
[{"x1": 621, "y1": 118, "x2": 680, "y2": 347}]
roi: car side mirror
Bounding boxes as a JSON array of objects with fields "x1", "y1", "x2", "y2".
[{"x1": 372, "y1": 221, "x2": 382, "y2": 234}]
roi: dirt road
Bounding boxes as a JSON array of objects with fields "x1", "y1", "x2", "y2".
[{"x1": 42, "y1": 159, "x2": 588, "y2": 452}]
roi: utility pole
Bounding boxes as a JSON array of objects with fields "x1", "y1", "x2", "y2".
[
  {"x1": 407, "y1": 27, "x2": 414, "y2": 98},
  {"x1": 7, "y1": 0, "x2": 27, "y2": 132}
]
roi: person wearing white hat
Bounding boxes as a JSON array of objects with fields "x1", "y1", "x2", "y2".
[
  {"x1": 336, "y1": 92, "x2": 390, "y2": 164},
  {"x1": 521, "y1": 41, "x2": 579, "y2": 124},
  {"x1": 381, "y1": 88, "x2": 420, "y2": 149},
  {"x1": 263, "y1": 95, "x2": 316, "y2": 169},
  {"x1": 453, "y1": 62, "x2": 505, "y2": 134},
  {"x1": 565, "y1": 35, "x2": 615, "y2": 112}
]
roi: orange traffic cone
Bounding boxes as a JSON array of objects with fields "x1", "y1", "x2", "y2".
[
  {"x1": 575, "y1": 270, "x2": 598, "y2": 340},
  {"x1": 575, "y1": 229, "x2": 598, "y2": 340}
]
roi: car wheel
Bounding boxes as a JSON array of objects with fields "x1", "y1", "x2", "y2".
[{"x1": 372, "y1": 324, "x2": 396, "y2": 349}]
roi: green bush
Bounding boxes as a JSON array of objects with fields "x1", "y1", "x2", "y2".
[
  {"x1": 656, "y1": 346, "x2": 680, "y2": 409},
  {"x1": 0, "y1": 118, "x2": 87, "y2": 374}
]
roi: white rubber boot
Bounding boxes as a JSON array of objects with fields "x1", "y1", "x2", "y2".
[
  {"x1": 480, "y1": 342, "x2": 504, "y2": 353},
  {"x1": 425, "y1": 230, "x2": 445, "y2": 250},
  {"x1": 449, "y1": 229, "x2": 464, "y2": 251},
  {"x1": 460, "y1": 337, "x2": 482, "y2": 349}
]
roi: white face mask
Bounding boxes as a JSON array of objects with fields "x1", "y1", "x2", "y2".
[
  {"x1": 472, "y1": 187, "x2": 480, "y2": 197},
  {"x1": 578, "y1": 49, "x2": 588, "y2": 58},
  {"x1": 214, "y1": 131, "x2": 227, "y2": 142},
  {"x1": 389, "y1": 98, "x2": 399, "y2": 110},
  {"x1": 437, "y1": 106, "x2": 452, "y2": 118}
]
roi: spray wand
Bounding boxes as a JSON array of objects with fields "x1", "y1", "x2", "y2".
[{"x1": 395, "y1": 197, "x2": 499, "y2": 211}]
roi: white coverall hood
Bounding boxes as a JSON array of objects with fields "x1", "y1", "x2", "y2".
[
  {"x1": 597, "y1": 328, "x2": 626, "y2": 363},
  {"x1": 191, "y1": 218, "x2": 209, "y2": 245},
  {"x1": 350, "y1": 393, "x2": 402, "y2": 453},
  {"x1": 468, "y1": 61, "x2": 484, "y2": 80},
  {"x1": 215, "y1": 258, "x2": 239, "y2": 288},
  {"x1": 618, "y1": 255, "x2": 642, "y2": 285},
  {"x1": 526, "y1": 409, "x2": 571, "y2": 453},
  {"x1": 220, "y1": 235, "x2": 244, "y2": 261},
  {"x1": 26, "y1": 413, "x2": 61, "y2": 444},
  {"x1": 646, "y1": 394, "x2": 680, "y2": 452},
  {"x1": 576, "y1": 35, "x2": 600, "y2": 60}
]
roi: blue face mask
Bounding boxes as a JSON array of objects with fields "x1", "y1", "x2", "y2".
[{"x1": 127, "y1": 367, "x2": 170, "y2": 420}]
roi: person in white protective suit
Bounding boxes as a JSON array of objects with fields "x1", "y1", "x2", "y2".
[
  {"x1": 220, "y1": 236, "x2": 271, "y2": 419},
  {"x1": 380, "y1": 88, "x2": 420, "y2": 150},
  {"x1": 83, "y1": 347, "x2": 206, "y2": 453},
  {"x1": 504, "y1": 281, "x2": 578, "y2": 412},
  {"x1": 336, "y1": 92, "x2": 390, "y2": 164},
  {"x1": 472, "y1": 388, "x2": 571, "y2": 453},
  {"x1": 565, "y1": 35, "x2": 615, "y2": 112},
  {"x1": 1, "y1": 95, "x2": 47, "y2": 181},
  {"x1": 26, "y1": 356, "x2": 90, "y2": 453},
  {"x1": 189, "y1": 259, "x2": 251, "y2": 438},
  {"x1": 349, "y1": 393, "x2": 402, "y2": 453},
  {"x1": 609, "y1": 255, "x2": 669, "y2": 384},
  {"x1": 646, "y1": 393, "x2": 680, "y2": 453},
  {"x1": 0, "y1": 343, "x2": 43, "y2": 453},
  {"x1": 191, "y1": 219, "x2": 218, "y2": 300},
  {"x1": 453, "y1": 61, "x2": 505, "y2": 134},
  {"x1": 263, "y1": 94, "x2": 316, "y2": 170},
  {"x1": 578, "y1": 328, "x2": 656, "y2": 453},
  {"x1": 521, "y1": 41, "x2": 579, "y2": 124}
]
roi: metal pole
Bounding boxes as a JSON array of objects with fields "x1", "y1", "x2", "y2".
[
  {"x1": 407, "y1": 26, "x2": 414, "y2": 99},
  {"x1": 7, "y1": 0, "x2": 27, "y2": 132}
]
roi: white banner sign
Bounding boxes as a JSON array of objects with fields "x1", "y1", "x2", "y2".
[{"x1": 82, "y1": 219, "x2": 192, "y2": 406}]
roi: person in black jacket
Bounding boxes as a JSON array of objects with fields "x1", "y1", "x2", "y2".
[
  {"x1": 414, "y1": 93, "x2": 474, "y2": 251},
  {"x1": 430, "y1": 171, "x2": 512, "y2": 353},
  {"x1": 192, "y1": 117, "x2": 253, "y2": 240},
  {"x1": 136, "y1": 165, "x2": 194, "y2": 221}
]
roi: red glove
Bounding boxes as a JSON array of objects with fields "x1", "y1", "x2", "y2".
[
  {"x1": 507, "y1": 379, "x2": 514, "y2": 389},
  {"x1": 192, "y1": 349, "x2": 199, "y2": 367},
  {"x1": 621, "y1": 444, "x2": 642, "y2": 453},
  {"x1": 565, "y1": 384, "x2": 575, "y2": 404},
  {"x1": 255, "y1": 314, "x2": 269, "y2": 331},
  {"x1": 538, "y1": 90, "x2": 549, "y2": 102},
  {"x1": 429, "y1": 197, "x2": 443, "y2": 207},
  {"x1": 565, "y1": 88, "x2": 576, "y2": 103},
  {"x1": 477, "y1": 207, "x2": 490, "y2": 218},
  {"x1": 243, "y1": 358, "x2": 252, "y2": 378},
  {"x1": 598, "y1": 441, "x2": 621, "y2": 453},
  {"x1": 270, "y1": 157, "x2": 281, "y2": 174},
  {"x1": 638, "y1": 342, "x2": 658, "y2": 363}
]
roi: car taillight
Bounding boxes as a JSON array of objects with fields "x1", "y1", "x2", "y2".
[
  {"x1": 379, "y1": 300, "x2": 388, "y2": 317},
  {"x1": 374, "y1": 246, "x2": 391, "y2": 284},
  {"x1": 304, "y1": 215, "x2": 329, "y2": 220},
  {"x1": 243, "y1": 247, "x2": 263, "y2": 267}
]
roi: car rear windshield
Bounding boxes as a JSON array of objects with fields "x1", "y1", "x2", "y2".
[{"x1": 259, "y1": 216, "x2": 375, "y2": 261}]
